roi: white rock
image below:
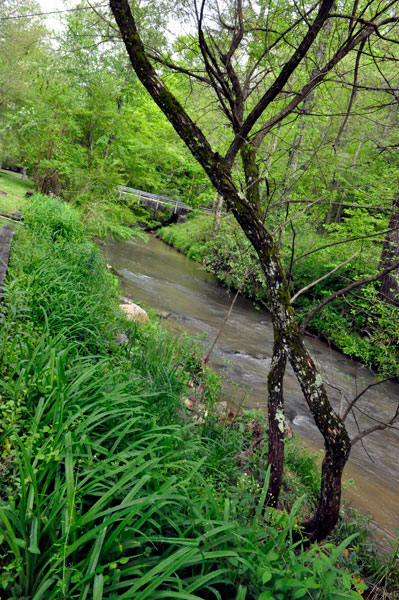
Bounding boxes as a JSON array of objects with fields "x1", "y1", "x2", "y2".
[{"x1": 120, "y1": 300, "x2": 149, "y2": 324}]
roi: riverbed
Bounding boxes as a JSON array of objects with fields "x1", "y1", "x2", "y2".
[{"x1": 106, "y1": 234, "x2": 398, "y2": 546}]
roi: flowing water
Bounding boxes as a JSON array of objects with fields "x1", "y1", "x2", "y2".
[{"x1": 106, "y1": 235, "x2": 398, "y2": 546}]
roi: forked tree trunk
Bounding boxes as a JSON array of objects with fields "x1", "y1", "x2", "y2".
[{"x1": 229, "y1": 197, "x2": 351, "y2": 541}]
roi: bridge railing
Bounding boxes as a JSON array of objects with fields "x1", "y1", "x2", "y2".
[{"x1": 118, "y1": 185, "x2": 213, "y2": 214}]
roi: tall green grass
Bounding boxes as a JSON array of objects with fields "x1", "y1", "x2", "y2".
[{"x1": 0, "y1": 196, "x2": 372, "y2": 599}]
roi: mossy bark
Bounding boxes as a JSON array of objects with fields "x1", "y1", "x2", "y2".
[{"x1": 267, "y1": 337, "x2": 286, "y2": 507}]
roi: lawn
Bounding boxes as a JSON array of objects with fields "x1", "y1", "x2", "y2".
[{"x1": 0, "y1": 168, "x2": 34, "y2": 214}]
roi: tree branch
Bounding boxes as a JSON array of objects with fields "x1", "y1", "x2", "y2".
[
  {"x1": 109, "y1": 0, "x2": 221, "y2": 179},
  {"x1": 249, "y1": 24, "x2": 376, "y2": 150},
  {"x1": 342, "y1": 377, "x2": 396, "y2": 422},
  {"x1": 224, "y1": 0, "x2": 335, "y2": 165},
  {"x1": 351, "y1": 402, "x2": 399, "y2": 446},
  {"x1": 295, "y1": 226, "x2": 399, "y2": 263},
  {"x1": 291, "y1": 255, "x2": 355, "y2": 304},
  {"x1": 301, "y1": 258, "x2": 399, "y2": 331}
]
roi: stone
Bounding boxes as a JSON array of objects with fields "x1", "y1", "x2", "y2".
[
  {"x1": 216, "y1": 401, "x2": 228, "y2": 417},
  {"x1": 154, "y1": 309, "x2": 171, "y2": 319},
  {"x1": 0, "y1": 225, "x2": 15, "y2": 302},
  {"x1": 192, "y1": 413, "x2": 204, "y2": 425},
  {"x1": 116, "y1": 333, "x2": 129, "y2": 345},
  {"x1": 107, "y1": 264, "x2": 122, "y2": 277},
  {"x1": 120, "y1": 299, "x2": 149, "y2": 324},
  {"x1": 184, "y1": 397, "x2": 194, "y2": 410}
]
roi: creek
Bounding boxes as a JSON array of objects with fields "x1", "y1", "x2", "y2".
[{"x1": 106, "y1": 234, "x2": 398, "y2": 547}]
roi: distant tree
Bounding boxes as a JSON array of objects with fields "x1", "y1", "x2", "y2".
[{"x1": 379, "y1": 194, "x2": 399, "y2": 305}]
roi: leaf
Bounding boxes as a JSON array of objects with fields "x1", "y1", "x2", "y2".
[
  {"x1": 258, "y1": 592, "x2": 274, "y2": 600},
  {"x1": 292, "y1": 589, "x2": 307, "y2": 599},
  {"x1": 262, "y1": 568, "x2": 272, "y2": 584},
  {"x1": 93, "y1": 574, "x2": 104, "y2": 600}
]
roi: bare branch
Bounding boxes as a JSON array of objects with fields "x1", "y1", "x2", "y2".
[
  {"x1": 196, "y1": 0, "x2": 237, "y2": 127},
  {"x1": 147, "y1": 51, "x2": 212, "y2": 86},
  {"x1": 249, "y1": 24, "x2": 377, "y2": 150},
  {"x1": 301, "y1": 257, "x2": 399, "y2": 331},
  {"x1": 224, "y1": 0, "x2": 335, "y2": 166},
  {"x1": 342, "y1": 377, "x2": 396, "y2": 422},
  {"x1": 351, "y1": 403, "x2": 399, "y2": 446},
  {"x1": 295, "y1": 226, "x2": 399, "y2": 263},
  {"x1": 291, "y1": 254, "x2": 356, "y2": 304}
]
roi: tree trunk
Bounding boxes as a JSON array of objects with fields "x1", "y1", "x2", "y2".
[
  {"x1": 334, "y1": 131, "x2": 364, "y2": 223},
  {"x1": 212, "y1": 195, "x2": 223, "y2": 238},
  {"x1": 379, "y1": 194, "x2": 399, "y2": 305},
  {"x1": 220, "y1": 185, "x2": 351, "y2": 541},
  {"x1": 266, "y1": 337, "x2": 286, "y2": 507},
  {"x1": 104, "y1": 64, "x2": 132, "y2": 159},
  {"x1": 302, "y1": 443, "x2": 349, "y2": 540},
  {"x1": 110, "y1": 0, "x2": 352, "y2": 541}
]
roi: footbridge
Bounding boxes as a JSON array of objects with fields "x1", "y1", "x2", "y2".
[{"x1": 118, "y1": 185, "x2": 212, "y2": 217}]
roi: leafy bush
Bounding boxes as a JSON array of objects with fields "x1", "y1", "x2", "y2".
[{"x1": 23, "y1": 194, "x2": 84, "y2": 241}]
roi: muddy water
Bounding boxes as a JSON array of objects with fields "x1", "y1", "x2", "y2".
[{"x1": 106, "y1": 235, "x2": 398, "y2": 546}]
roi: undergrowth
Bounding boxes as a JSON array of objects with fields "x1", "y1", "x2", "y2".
[{"x1": 0, "y1": 197, "x2": 395, "y2": 598}]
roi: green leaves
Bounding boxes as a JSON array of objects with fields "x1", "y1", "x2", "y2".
[{"x1": 0, "y1": 194, "x2": 378, "y2": 600}]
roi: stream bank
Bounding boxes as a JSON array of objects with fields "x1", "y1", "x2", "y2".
[
  {"x1": 106, "y1": 234, "x2": 399, "y2": 547},
  {"x1": 158, "y1": 215, "x2": 399, "y2": 378},
  {"x1": 2, "y1": 194, "x2": 384, "y2": 599}
]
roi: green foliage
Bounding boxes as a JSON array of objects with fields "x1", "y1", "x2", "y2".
[
  {"x1": 23, "y1": 194, "x2": 84, "y2": 241},
  {"x1": 76, "y1": 195, "x2": 150, "y2": 241},
  {"x1": 0, "y1": 197, "x2": 369, "y2": 599},
  {"x1": 329, "y1": 507, "x2": 399, "y2": 598},
  {"x1": 0, "y1": 9, "x2": 213, "y2": 218},
  {"x1": 160, "y1": 215, "x2": 399, "y2": 375},
  {"x1": 158, "y1": 215, "x2": 212, "y2": 260}
]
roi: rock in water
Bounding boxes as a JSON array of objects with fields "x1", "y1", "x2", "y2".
[
  {"x1": 154, "y1": 309, "x2": 171, "y2": 319},
  {"x1": 107, "y1": 264, "x2": 122, "y2": 277},
  {"x1": 120, "y1": 298, "x2": 149, "y2": 324}
]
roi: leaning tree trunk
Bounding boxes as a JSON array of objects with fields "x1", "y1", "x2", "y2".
[
  {"x1": 228, "y1": 194, "x2": 351, "y2": 541},
  {"x1": 110, "y1": 0, "x2": 352, "y2": 541},
  {"x1": 379, "y1": 194, "x2": 399, "y2": 305}
]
